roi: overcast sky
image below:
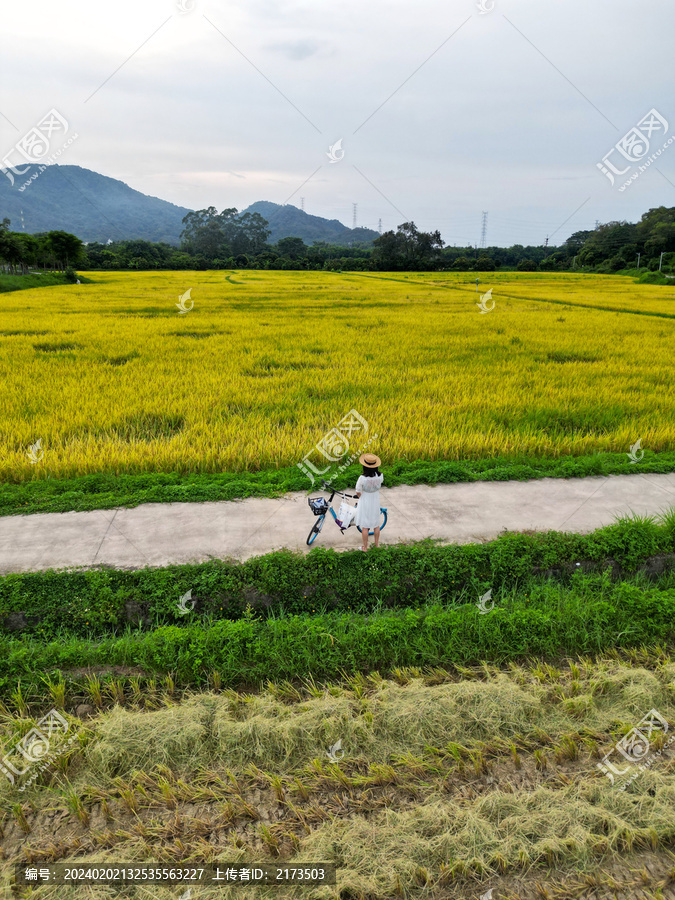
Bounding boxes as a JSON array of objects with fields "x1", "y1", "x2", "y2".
[{"x1": 1, "y1": 0, "x2": 673, "y2": 246}]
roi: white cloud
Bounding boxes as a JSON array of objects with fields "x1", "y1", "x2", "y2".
[{"x1": 1, "y1": 0, "x2": 673, "y2": 245}]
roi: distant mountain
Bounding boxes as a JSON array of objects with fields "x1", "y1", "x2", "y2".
[
  {"x1": 0, "y1": 165, "x2": 190, "y2": 244},
  {"x1": 0, "y1": 164, "x2": 380, "y2": 247},
  {"x1": 242, "y1": 201, "x2": 379, "y2": 246}
]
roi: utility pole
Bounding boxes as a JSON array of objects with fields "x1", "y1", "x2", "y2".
[
  {"x1": 637, "y1": 253, "x2": 641, "y2": 270},
  {"x1": 659, "y1": 251, "x2": 664, "y2": 271},
  {"x1": 573, "y1": 255, "x2": 577, "y2": 269},
  {"x1": 480, "y1": 211, "x2": 488, "y2": 249},
  {"x1": 352, "y1": 203, "x2": 357, "y2": 229}
]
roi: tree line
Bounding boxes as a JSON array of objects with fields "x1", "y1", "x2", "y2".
[
  {"x1": 1, "y1": 206, "x2": 673, "y2": 275},
  {"x1": 0, "y1": 219, "x2": 83, "y2": 274}
]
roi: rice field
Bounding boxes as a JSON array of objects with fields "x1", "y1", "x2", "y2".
[
  {"x1": 2, "y1": 650, "x2": 675, "y2": 899},
  {"x1": 2, "y1": 270, "x2": 675, "y2": 481}
]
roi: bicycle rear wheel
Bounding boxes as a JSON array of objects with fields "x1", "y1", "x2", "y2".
[
  {"x1": 356, "y1": 507, "x2": 387, "y2": 536},
  {"x1": 307, "y1": 515, "x2": 326, "y2": 546}
]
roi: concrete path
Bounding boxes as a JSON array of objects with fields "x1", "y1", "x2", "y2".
[{"x1": 1, "y1": 472, "x2": 675, "y2": 574}]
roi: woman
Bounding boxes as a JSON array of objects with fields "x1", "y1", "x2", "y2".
[{"x1": 354, "y1": 452, "x2": 383, "y2": 551}]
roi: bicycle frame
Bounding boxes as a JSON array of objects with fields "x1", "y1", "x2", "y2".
[{"x1": 306, "y1": 479, "x2": 388, "y2": 546}]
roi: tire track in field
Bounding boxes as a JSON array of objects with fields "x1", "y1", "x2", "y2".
[{"x1": 347, "y1": 272, "x2": 675, "y2": 321}]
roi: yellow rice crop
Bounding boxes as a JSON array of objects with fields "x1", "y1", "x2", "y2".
[{"x1": 1, "y1": 269, "x2": 674, "y2": 480}]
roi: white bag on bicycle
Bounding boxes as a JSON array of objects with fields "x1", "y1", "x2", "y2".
[{"x1": 337, "y1": 501, "x2": 356, "y2": 530}]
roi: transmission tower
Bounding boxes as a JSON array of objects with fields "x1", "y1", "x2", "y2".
[
  {"x1": 378, "y1": 218, "x2": 382, "y2": 234},
  {"x1": 480, "y1": 211, "x2": 488, "y2": 249},
  {"x1": 300, "y1": 197, "x2": 305, "y2": 212},
  {"x1": 352, "y1": 203, "x2": 358, "y2": 229}
]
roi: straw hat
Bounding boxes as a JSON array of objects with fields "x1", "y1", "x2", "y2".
[{"x1": 359, "y1": 452, "x2": 381, "y2": 468}]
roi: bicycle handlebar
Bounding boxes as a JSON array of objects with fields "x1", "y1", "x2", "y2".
[{"x1": 320, "y1": 479, "x2": 358, "y2": 499}]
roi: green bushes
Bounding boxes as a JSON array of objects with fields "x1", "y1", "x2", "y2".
[
  {"x1": 0, "y1": 272, "x2": 79, "y2": 293},
  {"x1": 0, "y1": 515, "x2": 673, "y2": 711},
  {"x1": 1, "y1": 515, "x2": 674, "y2": 641},
  {"x1": 0, "y1": 573, "x2": 674, "y2": 705},
  {"x1": 583, "y1": 514, "x2": 665, "y2": 571}
]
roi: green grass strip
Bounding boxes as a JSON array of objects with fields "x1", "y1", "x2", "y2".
[
  {"x1": 0, "y1": 272, "x2": 83, "y2": 294},
  {"x1": 1, "y1": 574, "x2": 673, "y2": 701},
  {"x1": 2, "y1": 514, "x2": 674, "y2": 641},
  {"x1": 2, "y1": 449, "x2": 675, "y2": 516}
]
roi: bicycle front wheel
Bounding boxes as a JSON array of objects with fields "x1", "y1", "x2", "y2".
[
  {"x1": 356, "y1": 507, "x2": 387, "y2": 536},
  {"x1": 307, "y1": 515, "x2": 326, "y2": 546}
]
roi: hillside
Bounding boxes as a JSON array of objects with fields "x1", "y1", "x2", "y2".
[
  {"x1": 242, "y1": 200, "x2": 379, "y2": 246},
  {"x1": 0, "y1": 164, "x2": 190, "y2": 244},
  {"x1": 0, "y1": 164, "x2": 379, "y2": 247}
]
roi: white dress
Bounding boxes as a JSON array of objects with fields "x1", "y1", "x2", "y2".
[{"x1": 355, "y1": 473, "x2": 383, "y2": 528}]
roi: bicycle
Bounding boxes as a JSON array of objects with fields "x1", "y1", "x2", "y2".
[{"x1": 306, "y1": 479, "x2": 388, "y2": 546}]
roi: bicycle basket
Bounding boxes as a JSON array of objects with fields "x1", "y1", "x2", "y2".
[{"x1": 308, "y1": 497, "x2": 329, "y2": 516}]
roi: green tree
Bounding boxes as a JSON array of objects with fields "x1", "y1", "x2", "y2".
[
  {"x1": 180, "y1": 207, "x2": 271, "y2": 261},
  {"x1": 236, "y1": 212, "x2": 270, "y2": 254},
  {"x1": 45, "y1": 231, "x2": 84, "y2": 269},
  {"x1": 17, "y1": 234, "x2": 40, "y2": 271},
  {"x1": 181, "y1": 207, "x2": 230, "y2": 258},
  {"x1": 564, "y1": 230, "x2": 594, "y2": 254},
  {"x1": 275, "y1": 237, "x2": 307, "y2": 260},
  {"x1": 373, "y1": 221, "x2": 444, "y2": 270},
  {"x1": 635, "y1": 207, "x2": 675, "y2": 255},
  {"x1": 0, "y1": 231, "x2": 23, "y2": 273}
]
